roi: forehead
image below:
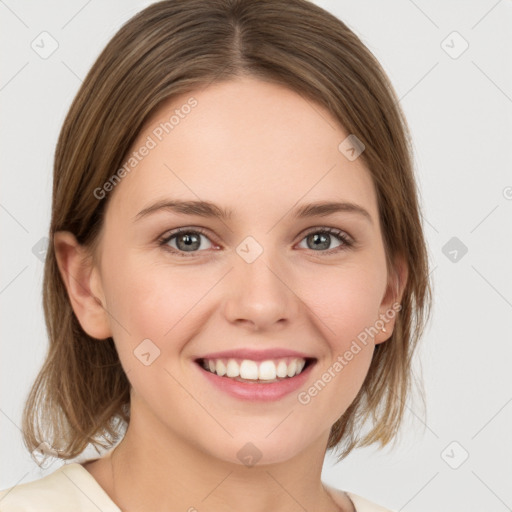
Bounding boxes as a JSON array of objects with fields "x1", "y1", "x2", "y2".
[{"x1": 107, "y1": 76, "x2": 378, "y2": 224}]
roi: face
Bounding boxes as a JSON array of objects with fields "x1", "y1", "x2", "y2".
[{"x1": 62, "y1": 76, "x2": 402, "y2": 466}]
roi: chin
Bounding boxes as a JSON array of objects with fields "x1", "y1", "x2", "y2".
[{"x1": 198, "y1": 432, "x2": 311, "y2": 468}]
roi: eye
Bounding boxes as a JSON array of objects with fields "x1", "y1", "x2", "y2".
[
  {"x1": 297, "y1": 227, "x2": 352, "y2": 254},
  {"x1": 159, "y1": 227, "x2": 216, "y2": 256},
  {"x1": 158, "y1": 226, "x2": 353, "y2": 258}
]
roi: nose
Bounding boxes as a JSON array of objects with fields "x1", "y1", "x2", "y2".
[{"x1": 222, "y1": 245, "x2": 301, "y2": 331}]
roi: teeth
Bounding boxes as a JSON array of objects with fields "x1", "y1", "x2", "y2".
[
  {"x1": 240, "y1": 360, "x2": 259, "y2": 379},
  {"x1": 200, "y1": 357, "x2": 309, "y2": 381},
  {"x1": 226, "y1": 359, "x2": 239, "y2": 378},
  {"x1": 276, "y1": 361, "x2": 288, "y2": 378},
  {"x1": 287, "y1": 360, "x2": 297, "y2": 377},
  {"x1": 216, "y1": 360, "x2": 226, "y2": 376},
  {"x1": 258, "y1": 360, "x2": 276, "y2": 380}
]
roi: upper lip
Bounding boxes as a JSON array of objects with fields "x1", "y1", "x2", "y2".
[{"x1": 195, "y1": 348, "x2": 316, "y2": 362}]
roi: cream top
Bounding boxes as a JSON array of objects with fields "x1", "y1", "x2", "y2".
[{"x1": 0, "y1": 462, "x2": 394, "y2": 511}]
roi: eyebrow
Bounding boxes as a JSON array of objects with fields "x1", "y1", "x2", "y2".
[{"x1": 134, "y1": 199, "x2": 373, "y2": 224}]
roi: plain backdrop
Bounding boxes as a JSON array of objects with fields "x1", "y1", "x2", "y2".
[{"x1": 1, "y1": 1, "x2": 511, "y2": 511}]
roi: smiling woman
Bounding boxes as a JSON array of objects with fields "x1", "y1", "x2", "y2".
[{"x1": 0, "y1": 1, "x2": 431, "y2": 511}]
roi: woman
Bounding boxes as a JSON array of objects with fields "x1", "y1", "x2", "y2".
[{"x1": 0, "y1": 1, "x2": 431, "y2": 510}]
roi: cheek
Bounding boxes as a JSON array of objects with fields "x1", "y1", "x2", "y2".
[
  {"x1": 100, "y1": 256, "x2": 208, "y2": 395},
  {"x1": 294, "y1": 260, "x2": 385, "y2": 414},
  {"x1": 103, "y1": 250, "x2": 208, "y2": 337},
  {"x1": 301, "y1": 260, "x2": 387, "y2": 346}
]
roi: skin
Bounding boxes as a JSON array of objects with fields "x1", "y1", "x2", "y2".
[{"x1": 54, "y1": 76, "x2": 407, "y2": 512}]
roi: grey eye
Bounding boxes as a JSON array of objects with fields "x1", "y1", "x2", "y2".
[
  {"x1": 167, "y1": 231, "x2": 213, "y2": 252},
  {"x1": 298, "y1": 231, "x2": 344, "y2": 251}
]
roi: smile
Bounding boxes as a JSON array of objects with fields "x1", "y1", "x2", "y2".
[
  {"x1": 194, "y1": 357, "x2": 317, "y2": 401},
  {"x1": 197, "y1": 357, "x2": 313, "y2": 382}
]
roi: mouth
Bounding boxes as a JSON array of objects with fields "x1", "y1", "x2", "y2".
[{"x1": 194, "y1": 356, "x2": 317, "y2": 384}]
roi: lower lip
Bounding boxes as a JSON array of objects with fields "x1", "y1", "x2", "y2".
[{"x1": 194, "y1": 361, "x2": 316, "y2": 402}]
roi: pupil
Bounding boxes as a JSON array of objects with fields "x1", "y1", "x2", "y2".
[
  {"x1": 175, "y1": 232, "x2": 331, "y2": 252},
  {"x1": 310, "y1": 233, "x2": 329, "y2": 250},
  {"x1": 178, "y1": 233, "x2": 200, "y2": 251}
]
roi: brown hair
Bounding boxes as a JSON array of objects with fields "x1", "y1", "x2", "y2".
[{"x1": 22, "y1": 0, "x2": 432, "y2": 462}]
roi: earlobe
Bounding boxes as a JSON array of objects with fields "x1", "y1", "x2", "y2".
[
  {"x1": 53, "y1": 231, "x2": 112, "y2": 340},
  {"x1": 374, "y1": 255, "x2": 408, "y2": 345}
]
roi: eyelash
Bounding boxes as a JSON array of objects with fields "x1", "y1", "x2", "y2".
[{"x1": 157, "y1": 226, "x2": 353, "y2": 258}]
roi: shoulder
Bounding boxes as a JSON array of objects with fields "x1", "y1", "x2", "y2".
[
  {"x1": 0, "y1": 462, "x2": 120, "y2": 512},
  {"x1": 325, "y1": 483, "x2": 395, "y2": 512},
  {"x1": 346, "y1": 491, "x2": 396, "y2": 512}
]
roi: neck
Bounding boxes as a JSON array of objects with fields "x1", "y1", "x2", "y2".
[{"x1": 106, "y1": 401, "x2": 345, "y2": 512}]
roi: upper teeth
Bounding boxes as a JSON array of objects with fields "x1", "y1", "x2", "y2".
[{"x1": 201, "y1": 357, "x2": 307, "y2": 380}]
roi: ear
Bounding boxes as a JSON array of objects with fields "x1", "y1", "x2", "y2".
[
  {"x1": 53, "y1": 231, "x2": 112, "y2": 340},
  {"x1": 374, "y1": 254, "x2": 408, "y2": 345}
]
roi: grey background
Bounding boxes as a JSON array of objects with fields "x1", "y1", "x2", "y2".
[{"x1": 1, "y1": 1, "x2": 511, "y2": 511}]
